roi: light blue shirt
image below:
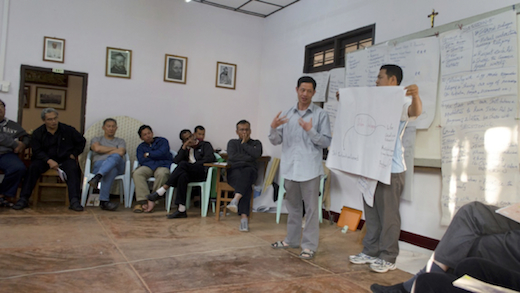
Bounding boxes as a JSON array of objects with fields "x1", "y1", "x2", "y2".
[
  {"x1": 269, "y1": 103, "x2": 332, "y2": 181},
  {"x1": 391, "y1": 98, "x2": 414, "y2": 173}
]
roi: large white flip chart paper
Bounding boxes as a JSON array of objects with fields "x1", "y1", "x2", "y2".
[
  {"x1": 327, "y1": 87, "x2": 406, "y2": 185},
  {"x1": 439, "y1": 10, "x2": 519, "y2": 224},
  {"x1": 345, "y1": 36, "x2": 440, "y2": 129}
]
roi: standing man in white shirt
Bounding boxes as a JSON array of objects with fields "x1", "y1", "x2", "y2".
[
  {"x1": 269, "y1": 76, "x2": 331, "y2": 260},
  {"x1": 348, "y1": 64, "x2": 422, "y2": 274}
]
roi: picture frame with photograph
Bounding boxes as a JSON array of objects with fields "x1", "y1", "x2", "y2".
[
  {"x1": 43, "y1": 36, "x2": 65, "y2": 63},
  {"x1": 164, "y1": 54, "x2": 188, "y2": 84},
  {"x1": 23, "y1": 86, "x2": 30, "y2": 108},
  {"x1": 35, "y1": 87, "x2": 67, "y2": 110},
  {"x1": 106, "y1": 47, "x2": 132, "y2": 79},
  {"x1": 216, "y1": 62, "x2": 236, "y2": 90}
]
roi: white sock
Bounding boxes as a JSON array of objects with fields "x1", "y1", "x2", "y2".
[
  {"x1": 178, "y1": 204, "x2": 186, "y2": 212},
  {"x1": 156, "y1": 187, "x2": 167, "y2": 196}
]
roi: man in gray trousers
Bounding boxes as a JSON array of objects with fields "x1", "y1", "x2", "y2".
[
  {"x1": 268, "y1": 76, "x2": 331, "y2": 260},
  {"x1": 371, "y1": 201, "x2": 520, "y2": 293}
]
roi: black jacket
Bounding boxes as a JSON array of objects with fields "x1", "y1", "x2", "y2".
[
  {"x1": 174, "y1": 141, "x2": 215, "y2": 167},
  {"x1": 31, "y1": 122, "x2": 86, "y2": 163}
]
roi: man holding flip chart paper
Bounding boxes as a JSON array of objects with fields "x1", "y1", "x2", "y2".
[{"x1": 346, "y1": 65, "x2": 422, "y2": 273}]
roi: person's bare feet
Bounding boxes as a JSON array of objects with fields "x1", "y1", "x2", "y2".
[{"x1": 143, "y1": 200, "x2": 155, "y2": 212}]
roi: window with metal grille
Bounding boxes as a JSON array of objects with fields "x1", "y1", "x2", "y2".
[{"x1": 304, "y1": 24, "x2": 375, "y2": 73}]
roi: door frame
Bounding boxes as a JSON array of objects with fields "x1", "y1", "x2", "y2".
[{"x1": 17, "y1": 64, "x2": 88, "y2": 133}]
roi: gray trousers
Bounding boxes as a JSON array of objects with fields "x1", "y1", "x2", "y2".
[
  {"x1": 362, "y1": 171, "x2": 405, "y2": 263},
  {"x1": 284, "y1": 177, "x2": 320, "y2": 251},
  {"x1": 434, "y1": 201, "x2": 520, "y2": 270}
]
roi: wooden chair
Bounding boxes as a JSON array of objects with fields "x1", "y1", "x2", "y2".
[
  {"x1": 32, "y1": 169, "x2": 69, "y2": 208},
  {"x1": 213, "y1": 166, "x2": 254, "y2": 221}
]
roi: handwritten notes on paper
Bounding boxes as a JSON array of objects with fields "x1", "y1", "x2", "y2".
[
  {"x1": 345, "y1": 37, "x2": 440, "y2": 129},
  {"x1": 324, "y1": 68, "x2": 345, "y2": 131},
  {"x1": 439, "y1": 10, "x2": 519, "y2": 224},
  {"x1": 308, "y1": 71, "x2": 330, "y2": 102},
  {"x1": 326, "y1": 87, "x2": 405, "y2": 185}
]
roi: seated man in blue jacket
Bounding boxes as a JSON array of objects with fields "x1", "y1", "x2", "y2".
[
  {"x1": 226, "y1": 119, "x2": 262, "y2": 232},
  {"x1": 13, "y1": 108, "x2": 86, "y2": 211},
  {"x1": 146, "y1": 129, "x2": 215, "y2": 219},
  {"x1": 132, "y1": 125, "x2": 173, "y2": 213}
]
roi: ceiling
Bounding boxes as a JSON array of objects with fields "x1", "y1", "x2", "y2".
[{"x1": 189, "y1": 0, "x2": 300, "y2": 18}]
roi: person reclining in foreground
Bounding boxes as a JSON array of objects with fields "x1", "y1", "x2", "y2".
[{"x1": 371, "y1": 201, "x2": 520, "y2": 293}]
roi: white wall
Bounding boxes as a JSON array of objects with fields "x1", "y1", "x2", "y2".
[
  {"x1": 1, "y1": 0, "x2": 518, "y2": 240},
  {"x1": 258, "y1": 0, "x2": 519, "y2": 240},
  {"x1": 1, "y1": 0, "x2": 264, "y2": 151}
]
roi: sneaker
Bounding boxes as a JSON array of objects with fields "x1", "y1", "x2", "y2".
[
  {"x1": 370, "y1": 283, "x2": 407, "y2": 293},
  {"x1": 239, "y1": 220, "x2": 249, "y2": 232},
  {"x1": 68, "y1": 201, "x2": 84, "y2": 212},
  {"x1": 88, "y1": 174, "x2": 102, "y2": 188},
  {"x1": 227, "y1": 200, "x2": 238, "y2": 213},
  {"x1": 370, "y1": 258, "x2": 396, "y2": 273},
  {"x1": 100, "y1": 201, "x2": 119, "y2": 211},
  {"x1": 12, "y1": 199, "x2": 28, "y2": 210},
  {"x1": 349, "y1": 252, "x2": 378, "y2": 264}
]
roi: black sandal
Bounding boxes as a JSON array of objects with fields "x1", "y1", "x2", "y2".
[{"x1": 0, "y1": 197, "x2": 14, "y2": 208}]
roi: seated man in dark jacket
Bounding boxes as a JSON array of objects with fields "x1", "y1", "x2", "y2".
[
  {"x1": 226, "y1": 120, "x2": 262, "y2": 232},
  {"x1": 0, "y1": 99, "x2": 30, "y2": 207},
  {"x1": 146, "y1": 129, "x2": 215, "y2": 218},
  {"x1": 132, "y1": 125, "x2": 173, "y2": 213},
  {"x1": 13, "y1": 108, "x2": 86, "y2": 211}
]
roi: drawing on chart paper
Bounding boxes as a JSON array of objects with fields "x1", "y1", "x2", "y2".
[{"x1": 326, "y1": 87, "x2": 406, "y2": 184}]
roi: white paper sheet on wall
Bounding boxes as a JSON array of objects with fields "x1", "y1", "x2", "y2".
[{"x1": 439, "y1": 10, "x2": 519, "y2": 225}]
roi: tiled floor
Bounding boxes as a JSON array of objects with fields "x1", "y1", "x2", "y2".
[{"x1": 0, "y1": 200, "x2": 429, "y2": 293}]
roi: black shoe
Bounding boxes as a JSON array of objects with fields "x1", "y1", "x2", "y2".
[
  {"x1": 167, "y1": 210, "x2": 187, "y2": 219},
  {"x1": 146, "y1": 191, "x2": 162, "y2": 201},
  {"x1": 370, "y1": 283, "x2": 407, "y2": 293},
  {"x1": 100, "y1": 201, "x2": 119, "y2": 211},
  {"x1": 68, "y1": 201, "x2": 84, "y2": 212},
  {"x1": 12, "y1": 199, "x2": 28, "y2": 210},
  {"x1": 88, "y1": 174, "x2": 103, "y2": 188}
]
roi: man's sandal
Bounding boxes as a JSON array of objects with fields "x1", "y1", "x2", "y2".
[
  {"x1": 133, "y1": 204, "x2": 144, "y2": 213},
  {"x1": 271, "y1": 241, "x2": 298, "y2": 249},
  {"x1": 299, "y1": 250, "x2": 315, "y2": 260}
]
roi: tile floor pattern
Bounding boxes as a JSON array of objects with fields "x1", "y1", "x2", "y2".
[{"x1": 0, "y1": 202, "x2": 417, "y2": 293}]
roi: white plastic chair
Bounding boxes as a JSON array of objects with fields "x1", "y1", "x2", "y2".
[
  {"x1": 276, "y1": 174, "x2": 327, "y2": 224},
  {"x1": 129, "y1": 150, "x2": 177, "y2": 210},
  {"x1": 80, "y1": 151, "x2": 131, "y2": 207},
  {"x1": 166, "y1": 153, "x2": 220, "y2": 216}
]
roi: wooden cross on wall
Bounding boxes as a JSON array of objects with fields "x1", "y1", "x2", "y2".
[{"x1": 428, "y1": 9, "x2": 439, "y2": 28}]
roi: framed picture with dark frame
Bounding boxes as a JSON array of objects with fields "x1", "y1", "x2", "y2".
[
  {"x1": 106, "y1": 47, "x2": 132, "y2": 79},
  {"x1": 23, "y1": 86, "x2": 30, "y2": 108},
  {"x1": 216, "y1": 61, "x2": 236, "y2": 90},
  {"x1": 43, "y1": 36, "x2": 65, "y2": 63},
  {"x1": 164, "y1": 54, "x2": 188, "y2": 84},
  {"x1": 35, "y1": 87, "x2": 67, "y2": 110}
]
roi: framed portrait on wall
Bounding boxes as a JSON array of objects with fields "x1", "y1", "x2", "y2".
[
  {"x1": 35, "y1": 87, "x2": 67, "y2": 110},
  {"x1": 164, "y1": 54, "x2": 188, "y2": 84},
  {"x1": 43, "y1": 36, "x2": 65, "y2": 63},
  {"x1": 216, "y1": 62, "x2": 236, "y2": 90},
  {"x1": 105, "y1": 47, "x2": 132, "y2": 79}
]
